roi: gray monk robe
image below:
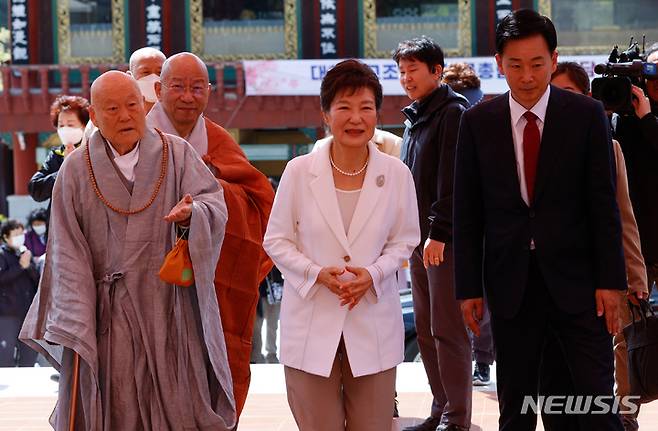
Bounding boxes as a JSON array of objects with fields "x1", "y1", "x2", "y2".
[{"x1": 20, "y1": 128, "x2": 236, "y2": 430}]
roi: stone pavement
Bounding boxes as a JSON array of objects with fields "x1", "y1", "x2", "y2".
[{"x1": 1, "y1": 363, "x2": 656, "y2": 430}]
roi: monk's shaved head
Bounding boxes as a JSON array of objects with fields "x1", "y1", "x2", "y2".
[
  {"x1": 160, "y1": 52, "x2": 209, "y2": 84},
  {"x1": 91, "y1": 71, "x2": 141, "y2": 104},
  {"x1": 129, "y1": 47, "x2": 166, "y2": 76},
  {"x1": 90, "y1": 71, "x2": 146, "y2": 154},
  {"x1": 155, "y1": 52, "x2": 211, "y2": 138}
]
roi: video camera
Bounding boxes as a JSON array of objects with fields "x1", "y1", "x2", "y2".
[{"x1": 592, "y1": 37, "x2": 658, "y2": 114}]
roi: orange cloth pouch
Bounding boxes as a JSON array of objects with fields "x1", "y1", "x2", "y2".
[{"x1": 159, "y1": 238, "x2": 195, "y2": 287}]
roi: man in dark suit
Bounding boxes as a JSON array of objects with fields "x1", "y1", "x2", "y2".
[{"x1": 453, "y1": 9, "x2": 627, "y2": 431}]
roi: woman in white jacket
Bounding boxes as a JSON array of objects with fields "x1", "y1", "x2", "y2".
[{"x1": 263, "y1": 59, "x2": 420, "y2": 431}]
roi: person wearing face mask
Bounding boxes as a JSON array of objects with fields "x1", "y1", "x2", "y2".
[
  {"x1": 128, "y1": 47, "x2": 166, "y2": 113},
  {"x1": 24, "y1": 208, "x2": 48, "y2": 259},
  {"x1": 28, "y1": 95, "x2": 90, "y2": 212},
  {"x1": 0, "y1": 219, "x2": 39, "y2": 367}
]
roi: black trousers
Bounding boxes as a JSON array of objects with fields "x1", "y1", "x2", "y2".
[
  {"x1": 490, "y1": 255, "x2": 623, "y2": 431},
  {"x1": 538, "y1": 329, "x2": 580, "y2": 431}
]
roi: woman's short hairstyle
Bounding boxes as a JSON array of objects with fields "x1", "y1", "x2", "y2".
[
  {"x1": 442, "y1": 62, "x2": 481, "y2": 92},
  {"x1": 27, "y1": 208, "x2": 49, "y2": 226},
  {"x1": 1, "y1": 219, "x2": 24, "y2": 240},
  {"x1": 320, "y1": 59, "x2": 383, "y2": 113},
  {"x1": 49, "y1": 95, "x2": 91, "y2": 129},
  {"x1": 552, "y1": 62, "x2": 590, "y2": 95}
]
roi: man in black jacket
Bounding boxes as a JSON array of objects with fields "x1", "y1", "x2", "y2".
[
  {"x1": 396, "y1": 36, "x2": 471, "y2": 431},
  {"x1": 454, "y1": 10, "x2": 625, "y2": 430},
  {"x1": 614, "y1": 42, "x2": 658, "y2": 299}
]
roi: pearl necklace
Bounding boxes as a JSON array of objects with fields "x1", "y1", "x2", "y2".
[{"x1": 330, "y1": 154, "x2": 368, "y2": 176}]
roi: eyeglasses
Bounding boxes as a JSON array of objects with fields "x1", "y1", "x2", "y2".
[{"x1": 161, "y1": 82, "x2": 208, "y2": 96}]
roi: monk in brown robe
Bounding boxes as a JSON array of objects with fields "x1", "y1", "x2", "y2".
[
  {"x1": 20, "y1": 71, "x2": 236, "y2": 430},
  {"x1": 146, "y1": 52, "x2": 274, "y2": 416}
]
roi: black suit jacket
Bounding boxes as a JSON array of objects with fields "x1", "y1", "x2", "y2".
[{"x1": 453, "y1": 85, "x2": 627, "y2": 319}]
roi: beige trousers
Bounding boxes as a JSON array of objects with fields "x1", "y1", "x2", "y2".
[{"x1": 284, "y1": 340, "x2": 396, "y2": 431}]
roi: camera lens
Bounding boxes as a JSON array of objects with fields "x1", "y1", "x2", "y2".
[{"x1": 592, "y1": 76, "x2": 633, "y2": 113}]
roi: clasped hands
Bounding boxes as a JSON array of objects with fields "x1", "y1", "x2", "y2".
[{"x1": 317, "y1": 266, "x2": 373, "y2": 310}]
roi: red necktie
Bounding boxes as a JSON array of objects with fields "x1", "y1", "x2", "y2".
[{"x1": 523, "y1": 111, "x2": 540, "y2": 203}]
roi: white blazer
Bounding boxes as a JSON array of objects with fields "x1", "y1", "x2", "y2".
[{"x1": 263, "y1": 139, "x2": 420, "y2": 378}]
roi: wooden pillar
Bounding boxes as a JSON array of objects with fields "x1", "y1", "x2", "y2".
[
  {"x1": 341, "y1": 0, "x2": 359, "y2": 57},
  {"x1": 167, "y1": 0, "x2": 187, "y2": 55},
  {"x1": 11, "y1": 132, "x2": 37, "y2": 196},
  {"x1": 475, "y1": 1, "x2": 495, "y2": 56},
  {"x1": 301, "y1": 1, "x2": 321, "y2": 58},
  {"x1": 129, "y1": 0, "x2": 146, "y2": 54},
  {"x1": 477, "y1": 0, "x2": 535, "y2": 56},
  {"x1": 0, "y1": 144, "x2": 14, "y2": 216}
]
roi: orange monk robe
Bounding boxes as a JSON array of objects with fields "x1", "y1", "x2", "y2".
[{"x1": 201, "y1": 118, "x2": 274, "y2": 415}]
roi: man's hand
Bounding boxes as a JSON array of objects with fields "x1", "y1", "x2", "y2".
[
  {"x1": 339, "y1": 266, "x2": 374, "y2": 310},
  {"x1": 596, "y1": 289, "x2": 624, "y2": 336},
  {"x1": 631, "y1": 85, "x2": 652, "y2": 119},
  {"x1": 423, "y1": 238, "x2": 445, "y2": 269},
  {"x1": 627, "y1": 289, "x2": 650, "y2": 307},
  {"x1": 461, "y1": 298, "x2": 483, "y2": 337},
  {"x1": 164, "y1": 194, "x2": 193, "y2": 226},
  {"x1": 63, "y1": 143, "x2": 76, "y2": 158},
  {"x1": 317, "y1": 267, "x2": 345, "y2": 296},
  {"x1": 18, "y1": 249, "x2": 32, "y2": 269}
]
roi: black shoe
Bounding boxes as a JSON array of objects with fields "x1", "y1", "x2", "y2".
[
  {"x1": 472, "y1": 362, "x2": 490, "y2": 386},
  {"x1": 402, "y1": 416, "x2": 441, "y2": 431},
  {"x1": 436, "y1": 424, "x2": 469, "y2": 431}
]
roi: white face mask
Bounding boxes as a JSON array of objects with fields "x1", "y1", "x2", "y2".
[
  {"x1": 8, "y1": 234, "x2": 25, "y2": 250},
  {"x1": 33, "y1": 225, "x2": 47, "y2": 236},
  {"x1": 58, "y1": 126, "x2": 84, "y2": 145},
  {"x1": 137, "y1": 73, "x2": 160, "y2": 103}
]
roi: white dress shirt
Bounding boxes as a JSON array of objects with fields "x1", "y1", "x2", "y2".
[{"x1": 508, "y1": 85, "x2": 550, "y2": 206}]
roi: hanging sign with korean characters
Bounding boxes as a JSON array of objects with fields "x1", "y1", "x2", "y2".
[
  {"x1": 244, "y1": 56, "x2": 608, "y2": 96},
  {"x1": 10, "y1": 0, "x2": 29, "y2": 64},
  {"x1": 145, "y1": 0, "x2": 163, "y2": 50},
  {"x1": 319, "y1": 0, "x2": 337, "y2": 58}
]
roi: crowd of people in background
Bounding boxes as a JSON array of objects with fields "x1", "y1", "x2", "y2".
[
  {"x1": 1, "y1": 7, "x2": 657, "y2": 431},
  {"x1": 0, "y1": 218, "x2": 39, "y2": 367}
]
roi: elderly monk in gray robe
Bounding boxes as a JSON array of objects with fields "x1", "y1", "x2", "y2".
[{"x1": 20, "y1": 71, "x2": 236, "y2": 431}]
